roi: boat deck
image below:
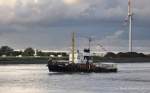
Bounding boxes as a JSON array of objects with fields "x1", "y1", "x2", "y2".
[{"x1": 47, "y1": 61, "x2": 117, "y2": 73}]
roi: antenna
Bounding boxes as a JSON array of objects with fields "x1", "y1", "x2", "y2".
[
  {"x1": 128, "y1": 0, "x2": 133, "y2": 52},
  {"x1": 88, "y1": 37, "x2": 92, "y2": 53},
  {"x1": 72, "y1": 32, "x2": 75, "y2": 63}
]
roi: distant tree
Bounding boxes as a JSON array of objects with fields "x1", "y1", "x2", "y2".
[
  {"x1": 147, "y1": 54, "x2": 150, "y2": 58},
  {"x1": 37, "y1": 50, "x2": 45, "y2": 56},
  {"x1": 116, "y1": 52, "x2": 147, "y2": 58},
  {"x1": 48, "y1": 52, "x2": 57, "y2": 56},
  {"x1": 117, "y1": 52, "x2": 128, "y2": 58},
  {"x1": 12, "y1": 51, "x2": 23, "y2": 56},
  {"x1": 0, "y1": 46, "x2": 14, "y2": 56},
  {"x1": 61, "y1": 52, "x2": 68, "y2": 57},
  {"x1": 23, "y1": 47, "x2": 35, "y2": 56},
  {"x1": 138, "y1": 53, "x2": 146, "y2": 57},
  {"x1": 104, "y1": 52, "x2": 116, "y2": 58}
]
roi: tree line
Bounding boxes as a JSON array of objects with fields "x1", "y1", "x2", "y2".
[
  {"x1": 0, "y1": 46, "x2": 149, "y2": 58},
  {"x1": 0, "y1": 46, "x2": 68, "y2": 57},
  {"x1": 104, "y1": 52, "x2": 149, "y2": 58}
]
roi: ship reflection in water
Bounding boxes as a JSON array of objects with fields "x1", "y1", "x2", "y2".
[{"x1": 0, "y1": 63, "x2": 150, "y2": 93}]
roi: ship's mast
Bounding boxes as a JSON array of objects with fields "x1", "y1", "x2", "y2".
[
  {"x1": 72, "y1": 32, "x2": 75, "y2": 63},
  {"x1": 128, "y1": 0, "x2": 133, "y2": 52},
  {"x1": 88, "y1": 37, "x2": 92, "y2": 53}
]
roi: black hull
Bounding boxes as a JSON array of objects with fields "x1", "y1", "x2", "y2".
[{"x1": 47, "y1": 62, "x2": 117, "y2": 73}]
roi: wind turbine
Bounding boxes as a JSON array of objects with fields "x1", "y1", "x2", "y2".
[{"x1": 128, "y1": 0, "x2": 133, "y2": 52}]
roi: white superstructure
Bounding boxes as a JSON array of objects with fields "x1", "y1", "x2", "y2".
[{"x1": 69, "y1": 49, "x2": 92, "y2": 64}]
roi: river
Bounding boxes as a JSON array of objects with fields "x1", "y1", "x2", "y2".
[{"x1": 0, "y1": 63, "x2": 150, "y2": 93}]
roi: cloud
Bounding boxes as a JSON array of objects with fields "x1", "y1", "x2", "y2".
[
  {"x1": 0, "y1": 0, "x2": 149, "y2": 25},
  {"x1": 95, "y1": 30, "x2": 127, "y2": 50},
  {"x1": 105, "y1": 30, "x2": 125, "y2": 40},
  {"x1": 0, "y1": 0, "x2": 16, "y2": 7},
  {"x1": 63, "y1": 0, "x2": 80, "y2": 5},
  {"x1": 0, "y1": 0, "x2": 149, "y2": 52}
]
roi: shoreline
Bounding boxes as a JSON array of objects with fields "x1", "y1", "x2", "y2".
[
  {"x1": 94, "y1": 57, "x2": 150, "y2": 63},
  {"x1": 0, "y1": 57, "x2": 48, "y2": 64},
  {"x1": 0, "y1": 57, "x2": 150, "y2": 64}
]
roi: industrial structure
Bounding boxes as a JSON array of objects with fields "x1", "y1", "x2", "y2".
[{"x1": 128, "y1": 0, "x2": 133, "y2": 52}]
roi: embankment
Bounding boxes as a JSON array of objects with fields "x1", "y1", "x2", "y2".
[
  {"x1": 1, "y1": 57, "x2": 150, "y2": 64},
  {"x1": 94, "y1": 57, "x2": 150, "y2": 63},
  {"x1": 0, "y1": 57, "x2": 48, "y2": 64}
]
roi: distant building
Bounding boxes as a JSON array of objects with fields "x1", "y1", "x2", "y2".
[
  {"x1": 34, "y1": 49, "x2": 38, "y2": 57},
  {"x1": 50, "y1": 55, "x2": 55, "y2": 57},
  {"x1": 16, "y1": 55, "x2": 22, "y2": 58},
  {"x1": 58, "y1": 55, "x2": 62, "y2": 58},
  {"x1": 2, "y1": 55, "x2": 7, "y2": 58},
  {"x1": 93, "y1": 52, "x2": 107, "y2": 57}
]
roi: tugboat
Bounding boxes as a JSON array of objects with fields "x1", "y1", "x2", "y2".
[{"x1": 47, "y1": 32, "x2": 117, "y2": 73}]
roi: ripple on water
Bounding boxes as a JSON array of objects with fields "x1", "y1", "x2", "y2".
[{"x1": 0, "y1": 63, "x2": 150, "y2": 93}]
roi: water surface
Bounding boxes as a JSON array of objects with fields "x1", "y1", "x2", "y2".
[{"x1": 0, "y1": 63, "x2": 150, "y2": 93}]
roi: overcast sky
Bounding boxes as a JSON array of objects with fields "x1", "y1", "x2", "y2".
[{"x1": 0, "y1": 0, "x2": 149, "y2": 52}]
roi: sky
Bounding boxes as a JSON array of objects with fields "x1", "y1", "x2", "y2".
[{"x1": 0, "y1": 0, "x2": 149, "y2": 53}]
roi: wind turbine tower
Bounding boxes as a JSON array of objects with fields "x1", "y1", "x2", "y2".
[{"x1": 128, "y1": 0, "x2": 133, "y2": 52}]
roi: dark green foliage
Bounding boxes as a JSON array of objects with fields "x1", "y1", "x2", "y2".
[
  {"x1": 61, "y1": 52, "x2": 68, "y2": 57},
  {"x1": 0, "y1": 46, "x2": 14, "y2": 56},
  {"x1": 22, "y1": 47, "x2": 35, "y2": 56},
  {"x1": 104, "y1": 52, "x2": 116, "y2": 58},
  {"x1": 0, "y1": 45, "x2": 148, "y2": 58},
  {"x1": 105, "y1": 52, "x2": 147, "y2": 58},
  {"x1": 116, "y1": 52, "x2": 147, "y2": 58},
  {"x1": 37, "y1": 50, "x2": 45, "y2": 56},
  {"x1": 12, "y1": 51, "x2": 23, "y2": 56}
]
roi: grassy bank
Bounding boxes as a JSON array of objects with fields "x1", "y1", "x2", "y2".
[
  {"x1": 0, "y1": 56, "x2": 49, "y2": 64},
  {"x1": 1, "y1": 56, "x2": 150, "y2": 64},
  {"x1": 0, "y1": 56, "x2": 69, "y2": 64},
  {"x1": 93, "y1": 57, "x2": 150, "y2": 63}
]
